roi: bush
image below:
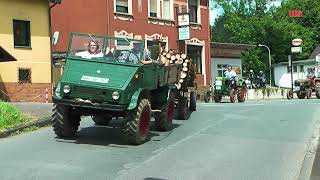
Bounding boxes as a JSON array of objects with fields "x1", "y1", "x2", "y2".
[{"x1": 0, "y1": 102, "x2": 29, "y2": 130}]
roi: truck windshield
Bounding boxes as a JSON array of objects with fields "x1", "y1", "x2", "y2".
[{"x1": 68, "y1": 34, "x2": 145, "y2": 65}]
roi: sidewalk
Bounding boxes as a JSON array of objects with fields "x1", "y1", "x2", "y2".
[{"x1": 13, "y1": 102, "x2": 53, "y2": 119}]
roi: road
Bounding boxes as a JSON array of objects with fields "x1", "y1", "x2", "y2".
[{"x1": 1, "y1": 99, "x2": 320, "y2": 180}]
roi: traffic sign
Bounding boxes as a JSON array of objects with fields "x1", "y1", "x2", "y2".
[
  {"x1": 291, "y1": 47, "x2": 302, "y2": 53},
  {"x1": 290, "y1": 10, "x2": 303, "y2": 17},
  {"x1": 292, "y1": 38, "x2": 303, "y2": 46}
]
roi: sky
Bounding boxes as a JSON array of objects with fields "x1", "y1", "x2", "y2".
[{"x1": 209, "y1": 0, "x2": 283, "y2": 25}]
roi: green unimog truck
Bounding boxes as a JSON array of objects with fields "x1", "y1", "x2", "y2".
[{"x1": 52, "y1": 33, "x2": 196, "y2": 145}]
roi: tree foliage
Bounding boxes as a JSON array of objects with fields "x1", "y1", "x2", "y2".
[{"x1": 211, "y1": 0, "x2": 318, "y2": 77}]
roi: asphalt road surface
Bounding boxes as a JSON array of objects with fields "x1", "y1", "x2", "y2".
[{"x1": 1, "y1": 99, "x2": 320, "y2": 180}]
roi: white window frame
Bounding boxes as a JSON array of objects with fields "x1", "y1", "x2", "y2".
[
  {"x1": 188, "y1": 0, "x2": 201, "y2": 24},
  {"x1": 148, "y1": 0, "x2": 161, "y2": 18},
  {"x1": 161, "y1": 0, "x2": 174, "y2": 20},
  {"x1": 145, "y1": 34, "x2": 169, "y2": 51},
  {"x1": 114, "y1": 0, "x2": 133, "y2": 14}
]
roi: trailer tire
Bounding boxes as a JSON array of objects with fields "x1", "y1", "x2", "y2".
[
  {"x1": 177, "y1": 97, "x2": 189, "y2": 120},
  {"x1": 52, "y1": 104, "x2": 80, "y2": 138},
  {"x1": 287, "y1": 90, "x2": 293, "y2": 99},
  {"x1": 122, "y1": 99, "x2": 151, "y2": 145},
  {"x1": 316, "y1": 89, "x2": 320, "y2": 99},
  {"x1": 307, "y1": 89, "x2": 312, "y2": 99},
  {"x1": 92, "y1": 115, "x2": 112, "y2": 126},
  {"x1": 189, "y1": 91, "x2": 197, "y2": 111}
]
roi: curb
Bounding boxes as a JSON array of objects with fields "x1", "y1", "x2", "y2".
[{"x1": 0, "y1": 116, "x2": 52, "y2": 138}]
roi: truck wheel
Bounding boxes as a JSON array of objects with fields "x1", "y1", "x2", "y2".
[
  {"x1": 177, "y1": 97, "x2": 189, "y2": 120},
  {"x1": 189, "y1": 91, "x2": 197, "y2": 111},
  {"x1": 52, "y1": 104, "x2": 80, "y2": 138},
  {"x1": 155, "y1": 101, "x2": 174, "y2": 131},
  {"x1": 307, "y1": 89, "x2": 312, "y2": 99},
  {"x1": 230, "y1": 89, "x2": 237, "y2": 103},
  {"x1": 92, "y1": 115, "x2": 112, "y2": 126},
  {"x1": 237, "y1": 86, "x2": 247, "y2": 103},
  {"x1": 297, "y1": 91, "x2": 306, "y2": 99},
  {"x1": 316, "y1": 89, "x2": 320, "y2": 99},
  {"x1": 122, "y1": 99, "x2": 151, "y2": 145},
  {"x1": 213, "y1": 92, "x2": 222, "y2": 103}
]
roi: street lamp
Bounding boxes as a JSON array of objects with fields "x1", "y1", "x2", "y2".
[{"x1": 258, "y1": 44, "x2": 272, "y2": 86}]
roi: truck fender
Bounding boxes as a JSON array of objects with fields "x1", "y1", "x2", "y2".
[{"x1": 127, "y1": 89, "x2": 143, "y2": 110}]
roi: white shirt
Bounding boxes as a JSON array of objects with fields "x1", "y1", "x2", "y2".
[
  {"x1": 75, "y1": 51, "x2": 103, "y2": 59},
  {"x1": 224, "y1": 70, "x2": 237, "y2": 78}
]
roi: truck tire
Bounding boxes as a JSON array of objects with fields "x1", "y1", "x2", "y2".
[
  {"x1": 287, "y1": 90, "x2": 293, "y2": 99},
  {"x1": 307, "y1": 89, "x2": 312, "y2": 99},
  {"x1": 230, "y1": 89, "x2": 237, "y2": 103},
  {"x1": 122, "y1": 99, "x2": 151, "y2": 145},
  {"x1": 155, "y1": 101, "x2": 174, "y2": 131},
  {"x1": 189, "y1": 91, "x2": 197, "y2": 111},
  {"x1": 177, "y1": 97, "x2": 189, "y2": 120},
  {"x1": 52, "y1": 104, "x2": 80, "y2": 138},
  {"x1": 92, "y1": 115, "x2": 112, "y2": 126},
  {"x1": 316, "y1": 89, "x2": 320, "y2": 99},
  {"x1": 297, "y1": 91, "x2": 306, "y2": 99},
  {"x1": 237, "y1": 86, "x2": 247, "y2": 103}
]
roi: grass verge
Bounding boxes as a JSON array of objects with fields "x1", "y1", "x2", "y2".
[{"x1": 0, "y1": 102, "x2": 31, "y2": 131}]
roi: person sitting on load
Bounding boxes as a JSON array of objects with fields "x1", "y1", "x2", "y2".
[
  {"x1": 75, "y1": 40, "x2": 103, "y2": 59},
  {"x1": 118, "y1": 35, "x2": 158, "y2": 64},
  {"x1": 224, "y1": 64, "x2": 237, "y2": 88}
]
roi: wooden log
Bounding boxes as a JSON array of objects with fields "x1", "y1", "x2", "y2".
[
  {"x1": 165, "y1": 61, "x2": 171, "y2": 66},
  {"x1": 170, "y1": 60, "x2": 173, "y2": 64},
  {"x1": 183, "y1": 62, "x2": 188, "y2": 67},
  {"x1": 175, "y1": 54, "x2": 181, "y2": 59},
  {"x1": 171, "y1": 55, "x2": 176, "y2": 61},
  {"x1": 175, "y1": 83, "x2": 181, "y2": 90},
  {"x1": 184, "y1": 59, "x2": 189, "y2": 63},
  {"x1": 181, "y1": 53, "x2": 187, "y2": 59},
  {"x1": 176, "y1": 58, "x2": 183, "y2": 64},
  {"x1": 179, "y1": 79, "x2": 184, "y2": 83},
  {"x1": 160, "y1": 55, "x2": 167, "y2": 64},
  {"x1": 182, "y1": 67, "x2": 188, "y2": 72},
  {"x1": 166, "y1": 53, "x2": 171, "y2": 59},
  {"x1": 180, "y1": 71, "x2": 187, "y2": 79}
]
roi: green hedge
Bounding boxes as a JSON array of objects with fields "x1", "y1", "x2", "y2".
[{"x1": 0, "y1": 102, "x2": 29, "y2": 130}]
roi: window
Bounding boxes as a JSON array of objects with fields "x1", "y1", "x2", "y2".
[
  {"x1": 217, "y1": 64, "x2": 228, "y2": 77},
  {"x1": 287, "y1": 66, "x2": 291, "y2": 73},
  {"x1": 149, "y1": 0, "x2": 158, "y2": 17},
  {"x1": 293, "y1": 65, "x2": 298, "y2": 73},
  {"x1": 189, "y1": 0, "x2": 198, "y2": 23},
  {"x1": 18, "y1": 68, "x2": 31, "y2": 83},
  {"x1": 300, "y1": 65, "x2": 304, "y2": 73},
  {"x1": 187, "y1": 45, "x2": 202, "y2": 74},
  {"x1": 115, "y1": 0, "x2": 129, "y2": 13},
  {"x1": 162, "y1": 0, "x2": 172, "y2": 19},
  {"x1": 13, "y1": 20, "x2": 31, "y2": 48}
]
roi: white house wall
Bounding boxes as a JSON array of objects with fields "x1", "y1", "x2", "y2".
[{"x1": 211, "y1": 57, "x2": 242, "y2": 83}]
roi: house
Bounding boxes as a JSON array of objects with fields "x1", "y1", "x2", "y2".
[
  {"x1": 51, "y1": 0, "x2": 211, "y2": 87},
  {"x1": 273, "y1": 46, "x2": 320, "y2": 88},
  {"x1": 0, "y1": 0, "x2": 58, "y2": 102},
  {"x1": 210, "y1": 42, "x2": 255, "y2": 83}
]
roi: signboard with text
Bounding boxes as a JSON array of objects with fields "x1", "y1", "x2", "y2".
[
  {"x1": 290, "y1": 10, "x2": 303, "y2": 17},
  {"x1": 179, "y1": 27, "x2": 190, "y2": 40},
  {"x1": 178, "y1": 13, "x2": 190, "y2": 27}
]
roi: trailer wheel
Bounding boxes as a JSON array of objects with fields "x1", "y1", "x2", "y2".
[
  {"x1": 155, "y1": 101, "x2": 174, "y2": 131},
  {"x1": 230, "y1": 89, "x2": 237, "y2": 103},
  {"x1": 204, "y1": 91, "x2": 211, "y2": 103},
  {"x1": 92, "y1": 115, "x2": 112, "y2": 126},
  {"x1": 297, "y1": 91, "x2": 306, "y2": 99},
  {"x1": 316, "y1": 89, "x2": 320, "y2": 99},
  {"x1": 52, "y1": 104, "x2": 80, "y2": 138},
  {"x1": 287, "y1": 90, "x2": 293, "y2": 99},
  {"x1": 177, "y1": 97, "x2": 189, "y2": 120},
  {"x1": 307, "y1": 89, "x2": 312, "y2": 99},
  {"x1": 189, "y1": 91, "x2": 197, "y2": 111},
  {"x1": 122, "y1": 99, "x2": 151, "y2": 145}
]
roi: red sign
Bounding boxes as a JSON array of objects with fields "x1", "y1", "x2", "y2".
[{"x1": 290, "y1": 11, "x2": 303, "y2": 17}]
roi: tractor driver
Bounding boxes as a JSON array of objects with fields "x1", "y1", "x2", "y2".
[{"x1": 224, "y1": 65, "x2": 237, "y2": 88}]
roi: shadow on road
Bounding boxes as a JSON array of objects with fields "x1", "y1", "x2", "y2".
[
  {"x1": 144, "y1": 178, "x2": 168, "y2": 180},
  {"x1": 55, "y1": 120, "x2": 180, "y2": 147}
]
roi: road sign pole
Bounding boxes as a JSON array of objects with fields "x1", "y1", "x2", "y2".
[{"x1": 288, "y1": 55, "x2": 293, "y2": 92}]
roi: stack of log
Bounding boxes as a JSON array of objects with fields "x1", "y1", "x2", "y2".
[{"x1": 159, "y1": 50, "x2": 193, "y2": 90}]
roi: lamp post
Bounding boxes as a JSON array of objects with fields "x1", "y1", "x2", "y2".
[{"x1": 258, "y1": 44, "x2": 272, "y2": 86}]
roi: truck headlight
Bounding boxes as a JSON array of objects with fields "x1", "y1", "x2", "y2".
[
  {"x1": 55, "y1": 83, "x2": 61, "y2": 97},
  {"x1": 63, "y1": 85, "x2": 71, "y2": 94},
  {"x1": 112, "y1": 91, "x2": 120, "y2": 100}
]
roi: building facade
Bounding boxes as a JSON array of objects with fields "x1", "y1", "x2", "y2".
[
  {"x1": 51, "y1": 0, "x2": 211, "y2": 86},
  {"x1": 0, "y1": 0, "x2": 52, "y2": 102}
]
